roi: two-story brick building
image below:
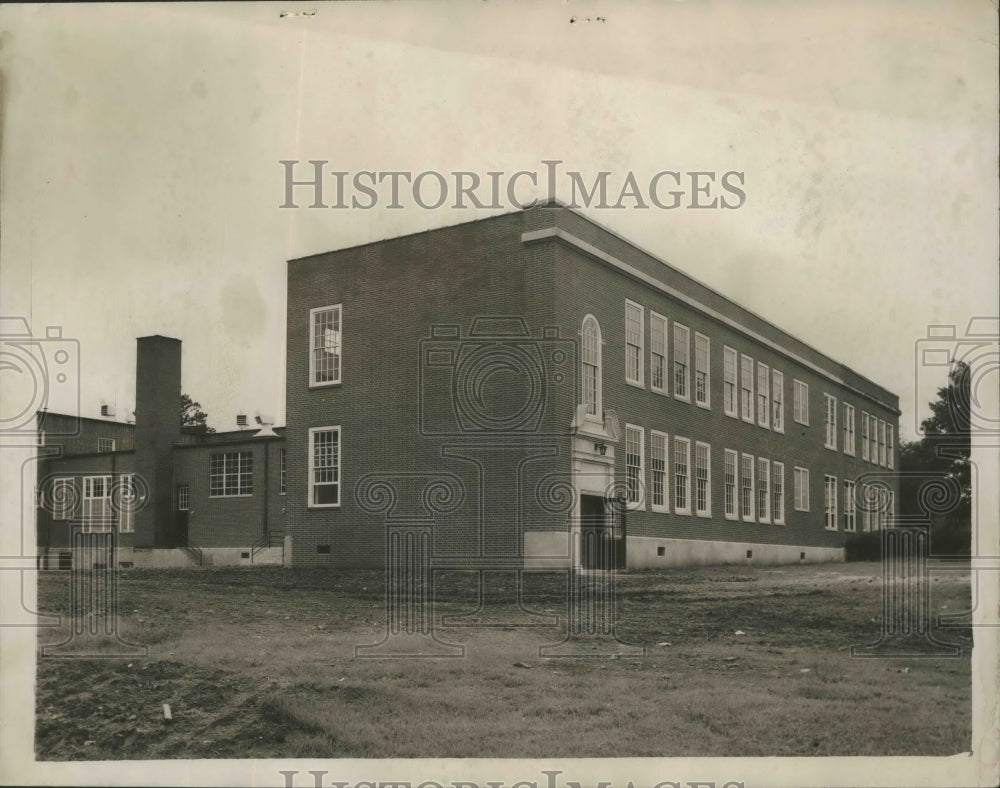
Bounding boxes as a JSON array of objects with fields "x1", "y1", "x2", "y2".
[{"x1": 283, "y1": 204, "x2": 899, "y2": 570}]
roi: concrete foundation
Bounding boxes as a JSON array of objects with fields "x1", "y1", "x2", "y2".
[
  {"x1": 40, "y1": 546, "x2": 285, "y2": 570},
  {"x1": 523, "y1": 531, "x2": 844, "y2": 569}
]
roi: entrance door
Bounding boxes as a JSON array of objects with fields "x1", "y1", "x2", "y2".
[{"x1": 580, "y1": 494, "x2": 610, "y2": 569}]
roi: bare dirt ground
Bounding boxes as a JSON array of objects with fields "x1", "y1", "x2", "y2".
[{"x1": 35, "y1": 560, "x2": 972, "y2": 759}]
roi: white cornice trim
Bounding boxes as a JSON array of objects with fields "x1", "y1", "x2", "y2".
[{"x1": 522, "y1": 226, "x2": 900, "y2": 415}]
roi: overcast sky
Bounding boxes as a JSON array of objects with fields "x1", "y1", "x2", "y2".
[{"x1": 1, "y1": 1, "x2": 997, "y2": 441}]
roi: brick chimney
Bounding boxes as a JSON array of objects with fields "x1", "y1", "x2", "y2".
[{"x1": 133, "y1": 336, "x2": 182, "y2": 548}]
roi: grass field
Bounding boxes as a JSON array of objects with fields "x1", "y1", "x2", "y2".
[{"x1": 34, "y1": 561, "x2": 972, "y2": 760}]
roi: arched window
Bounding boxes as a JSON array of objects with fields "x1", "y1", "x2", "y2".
[{"x1": 581, "y1": 315, "x2": 602, "y2": 417}]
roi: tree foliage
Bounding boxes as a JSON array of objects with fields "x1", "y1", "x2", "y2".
[
  {"x1": 180, "y1": 392, "x2": 215, "y2": 434},
  {"x1": 898, "y1": 361, "x2": 971, "y2": 555}
]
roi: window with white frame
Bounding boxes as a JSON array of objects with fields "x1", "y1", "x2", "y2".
[
  {"x1": 794, "y1": 467, "x2": 810, "y2": 511},
  {"x1": 872, "y1": 485, "x2": 886, "y2": 531},
  {"x1": 843, "y1": 403, "x2": 855, "y2": 456},
  {"x1": 824, "y1": 475, "x2": 838, "y2": 530},
  {"x1": 756, "y1": 457, "x2": 770, "y2": 522},
  {"x1": 694, "y1": 333, "x2": 710, "y2": 407},
  {"x1": 843, "y1": 479, "x2": 856, "y2": 532},
  {"x1": 279, "y1": 449, "x2": 287, "y2": 494},
  {"x1": 861, "y1": 411, "x2": 870, "y2": 460},
  {"x1": 310, "y1": 304, "x2": 342, "y2": 386},
  {"x1": 878, "y1": 420, "x2": 886, "y2": 467},
  {"x1": 673, "y1": 323, "x2": 690, "y2": 400},
  {"x1": 793, "y1": 380, "x2": 809, "y2": 425},
  {"x1": 51, "y1": 477, "x2": 74, "y2": 520},
  {"x1": 650, "y1": 431, "x2": 668, "y2": 511},
  {"x1": 581, "y1": 315, "x2": 603, "y2": 416},
  {"x1": 740, "y1": 453, "x2": 754, "y2": 522},
  {"x1": 756, "y1": 362, "x2": 770, "y2": 428},
  {"x1": 772, "y1": 461, "x2": 785, "y2": 524},
  {"x1": 98, "y1": 438, "x2": 115, "y2": 453},
  {"x1": 625, "y1": 424, "x2": 645, "y2": 509},
  {"x1": 723, "y1": 346, "x2": 738, "y2": 417},
  {"x1": 625, "y1": 301, "x2": 644, "y2": 386},
  {"x1": 887, "y1": 424, "x2": 894, "y2": 469},
  {"x1": 724, "y1": 449, "x2": 738, "y2": 520},
  {"x1": 309, "y1": 427, "x2": 341, "y2": 507},
  {"x1": 177, "y1": 484, "x2": 190, "y2": 511},
  {"x1": 886, "y1": 489, "x2": 895, "y2": 527},
  {"x1": 695, "y1": 442, "x2": 710, "y2": 516},
  {"x1": 869, "y1": 414, "x2": 878, "y2": 464},
  {"x1": 210, "y1": 451, "x2": 253, "y2": 497},
  {"x1": 740, "y1": 354, "x2": 755, "y2": 423},
  {"x1": 82, "y1": 475, "x2": 113, "y2": 533},
  {"x1": 37, "y1": 430, "x2": 46, "y2": 447},
  {"x1": 118, "y1": 474, "x2": 136, "y2": 533},
  {"x1": 860, "y1": 484, "x2": 872, "y2": 532},
  {"x1": 771, "y1": 369, "x2": 784, "y2": 433},
  {"x1": 824, "y1": 394, "x2": 837, "y2": 450},
  {"x1": 673, "y1": 437, "x2": 691, "y2": 515},
  {"x1": 649, "y1": 312, "x2": 667, "y2": 394}
]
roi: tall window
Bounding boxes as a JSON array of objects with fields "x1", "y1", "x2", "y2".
[
  {"x1": 869, "y1": 414, "x2": 878, "y2": 464},
  {"x1": 886, "y1": 489, "x2": 895, "y2": 527},
  {"x1": 756, "y1": 457, "x2": 770, "y2": 522},
  {"x1": 309, "y1": 427, "x2": 341, "y2": 507},
  {"x1": 625, "y1": 301, "x2": 644, "y2": 386},
  {"x1": 843, "y1": 480, "x2": 856, "y2": 532},
  {"x1": 98, "y1": 438, "x2": 115, "y2": 453},
  {"x1": 843, "y1": 403, "x2": 855, "y2": 456},
  {"x1": 82, "y1": 475, "x2": 113, "y2": 533},
  {"x1": 695, "y1": 442, "x2": 710, "y2": 516},
  {"x1": 210, "y1": 451, "x2": 253, "y2": 497},
  {"x1": 694, "y1": 333, "x2": 710, "y2": 407},
  {"x1": 887, "y1": 425, "x2": 894, "y2": 469},
  {"x1": 771, "y1": 369, "x2": 784, "y2": 433},
  {"x1": 649, "y1": 312, "x2": 667, "y2": 394},
  {"x1": 177, "y1": 484, "x2": 190, "y2": 511},
  {"x1": 756, "y1": 362, "x2": 770, "y2": 428},
  {"x1": 279, "y1": 449, "x2": 287, "y2": 494},
  {"x1": 861, "y1": 411, "x2": 870, "y2": 460},
  {"x1": 673, "y1": 437, "x2": 691, "y2": 515},
  {"x1": 772, "y1": 462, "x2": 785, "y2": 524},
  {"x1": 862, "y1": 484, "x2": 872, "y2": 532},
  {"x1": 723, "y1": 346, "x2": 738, "y2": 417},
  {"x1": 625, "y1": 425, "x2": 645, "y2": 509},
  {"x1": 824, "y1": 475, "x2": 838, "y2": 530},
  {"x1": 724, "y1": 449, "x2": 738, "y2": 520},
  {"x1": 740, "y1": 453, "x2": 754, "y2": 521},
  {"x1": 650, "y1": 431, "x2": 668, "y2": 511},
  {"x1": 673, "y1": 323, "x2": 690, "y2": 400},
  {"x1": 794, "y1": 467, "x2": 810, "y2": 511},
  {"x1": 581, "y1": 315, "x2": 603, "y2": 416},
  {"x1": 310, "y1": 304, "x2": 342, "y2": 386},
  {"x1": 118, "y1": 474, "x2": 136, "y2": 533},
  {"x1": 740, "y1": 354, "x2": 755, "y2": 423},
  {"x1": 878, "y1": 420, "x2": 887, "y2": 467},
  {"x1": 793, "y1": 380, "x2": 809, "y2": 425},
  {"x1": 824, "y1": 394, "x2": 837, "y2": 450},
  {"x1": 51, "y1": 477, "x2": 74, "y2": 520}
]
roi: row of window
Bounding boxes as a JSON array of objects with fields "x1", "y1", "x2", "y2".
[
  {"x1": 723, "y1": 345, "x2": 789, "y2": 431},
  {"x1": 45, "y1": 475, "x2": 137, "y2": 533},
  {"x1": 824, "y1": 396, "x2": 894, "y2": 468},
  {"x1": 824, "y1": 476, "x2": 894, "y2": 532},
  {"x1": 621, "y1": 424, "x2": 894, "y2": 531}
]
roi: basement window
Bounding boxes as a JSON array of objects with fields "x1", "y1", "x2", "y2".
[
  {"x1": 316, "y1": 545, "x2": 331, "y2": 554},
  {"x1": 657, "y1": 546, "x2": 665, "y2": 557},
  {"x1": 746, "y1": 550, "x2": 753, "y2": 559}
]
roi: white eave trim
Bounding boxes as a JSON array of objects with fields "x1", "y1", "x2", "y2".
[{"x1": 522, "y1": 226, "x2": 900, "y2": 415}]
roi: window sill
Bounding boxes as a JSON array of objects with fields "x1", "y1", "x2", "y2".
[
  {"x1": 696, "y1": 511, "x2": 712, "y2": 519},
  {"x1": 308, "y1": 503, "x2": 341, "y2": 510},
  {"x1": 309, "y1": 381, "x2": 342, "y2": 389},
  {"x1": 625, "y1": 379, "x2": 645, "y2": 391},
  {"x1": 209, "y1": 494, "x2": 254, "y2": 499},
  {"x1": 695, "y1": 401, "x2": 711, "y2": 410}
]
